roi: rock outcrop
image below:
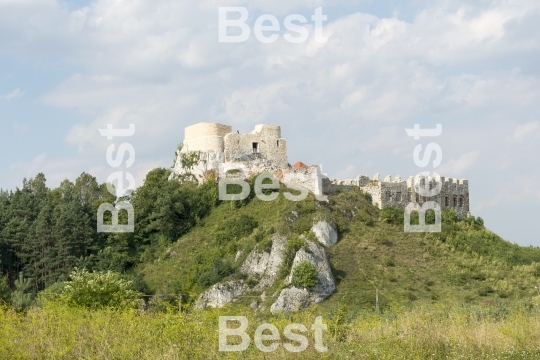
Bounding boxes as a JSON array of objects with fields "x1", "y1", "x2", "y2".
[
  {"x1": 311, "y1": 220, "x2": 338, "y2": 247},
  {"x1": 269, "y1": 287, "x2": 311, "y2": 313},
  {"x1": 271, "y1": 240, "x2": 336, "y2": 313},
  {"x1": 240, "y1": 234, "x2": 286, "y2": 291},
  {"x1": 195, "y1": 280, "x2": 247, "y2": 309}
]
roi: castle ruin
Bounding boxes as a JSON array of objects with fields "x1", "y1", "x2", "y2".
[{"x1": 172, "y1": 122, "x2": 470, "y2": 217}]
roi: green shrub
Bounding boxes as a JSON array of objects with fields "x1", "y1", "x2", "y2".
[
  {"x1": 195, "y1": 258, "x2": 234, "y2": 287},
  {"x1": 279, "y1": 236, "x2": 305, "y2": 278},
  {"x1": 362, "y1": 191, "x2": 372, "y2": 203},
  {"x1": 425, "y1": 209, "x2": 436, "y2": 225},
  {"x1": 53, "y1": 268, "x2": 142, "y2": 310},
  {"x1": 0, "y1": 276, "x2": 10, "y2": 304},
  {"x1": 379, "y1": 207, "x2": 404, "y2": 225},
  {"x1": 260, "y1": 237, "x2": 273, "y2": 252},
  {"x1": 291, "y1": 261, "x2": 319, "y2": 288},
  {"x1": 215, "y1": 214, "x2": 258, "y2": 244}
]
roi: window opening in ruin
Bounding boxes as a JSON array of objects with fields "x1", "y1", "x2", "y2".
[
  {"x1": 415, "y1": 193, "x2": 419, "y2": 203},
  {"x1": 453, "y1": 195, "x2": 457, "y2": 207},
  {"x1": 445, "y1": 196, "x2": 449, "y2": 207},
  {"x1": 276, "y1": 140, "x2": 279, "y2": 147},
  {"x1": 252, "y1": 142, "x2": 259, "y2": 154},
  {"x1": 386, "y1": 191, "x2": 391, "y2": 200},
  {"x1": 459, "y1": 196, "x2": 463, "y2": 207}
]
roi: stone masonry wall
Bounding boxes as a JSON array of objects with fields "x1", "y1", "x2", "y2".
[
  {"x1": 172, "y1": 123, "x2": 289, "y2": 183},
  {"x1": 185, "y1": 123, "x2": 232, "y2": 141},
  {"x1": 223, "y1": 125, "x2": 288, "y2": 168},
  {"x1": 330, "y1": 174, "x2": 470, "y2": 218},
  {"x1": 172, "y1": 122, "x2": 471, "y2": 217}
]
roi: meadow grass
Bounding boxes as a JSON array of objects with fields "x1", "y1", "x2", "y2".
[{"x1": 2, "y1": 300, "x2": 540, "y2": 359}]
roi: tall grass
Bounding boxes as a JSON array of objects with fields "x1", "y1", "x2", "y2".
[{"x1": 2, "y1": 300, "x2": 540, "y2": 359}]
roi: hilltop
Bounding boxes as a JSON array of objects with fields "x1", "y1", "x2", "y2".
[{"x1": 138, "y1": 171, "x2": 540, "y2": 313}]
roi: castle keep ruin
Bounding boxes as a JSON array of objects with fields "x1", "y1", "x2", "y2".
[{"x1": 172, "y1": 122, "x2": 470, "y2": 217}]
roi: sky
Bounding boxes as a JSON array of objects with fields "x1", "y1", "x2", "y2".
[{"x1": 0, "y1": 0, "x2": 539, "y2": 246}]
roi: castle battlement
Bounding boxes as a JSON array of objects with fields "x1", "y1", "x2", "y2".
[
  {"x1": 172, "y1": 122, "x2": 470, "y2": 217},
  {"x1": 329, "y1": 173, "x2": 470, "y2": 217}
]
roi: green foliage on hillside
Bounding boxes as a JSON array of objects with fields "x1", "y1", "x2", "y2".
[
  {"x1": 44, "y1": 268, "x2": 142, "y2": 310},
  {"x1": 3, "y1": 168, "x2": 540, "y2": 317},
  {"x1": 136, "y1": 185, "x2": 540, "y2": 312},
  {"x1": 0, "y1": 168, "x2": 218, "y2": 302},
  {"x1": 3, "y1": 169, "x2": 540, "y2": 357},
  {"x1": 291, "y1": 261, "x2": 319, "y2": 288}
]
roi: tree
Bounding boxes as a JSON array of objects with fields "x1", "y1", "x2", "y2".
[
  {"x1": 11, "y1": 272, "x2": 34, "y2": 311},
  {"x1": 0, "y1": 275, "x2": 10, "y2": 304}
]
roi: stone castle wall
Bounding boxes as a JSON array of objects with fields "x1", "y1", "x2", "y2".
[
  {"x1": 329, "y1": 174, "x2": 470, "y2": 217},
  {"x1": 173, "y1": 122, "x2": 471, "y2": 218},
  {"x1": 173, "y1": 122, "x2": 289, "y2": 182},
  {"x1": 183, "y1": 123, "x2": 232, "y2": 154},
  {"x1": 185, "y1": 123, "x2": 232, "y2": 141},
  {"x1": 224, "y1": 125, "x2": 288, "y2": 168}
]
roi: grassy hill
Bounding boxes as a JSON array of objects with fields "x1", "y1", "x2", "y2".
[
  {"x1": 4, "y1": 178, "x2": 540, "y2": 359},
  {"x1": 138, "y1": 185, "x2": 540, "y2": 313}
]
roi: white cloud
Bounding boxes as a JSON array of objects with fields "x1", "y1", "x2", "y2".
[
  {"x1": 438, "y1": 151, "x2": 480, "y2": 177},
  {"x1": 513, "y1": 121, "x2": 540, "y2": 140},
  {"x1": 8, "y1": 153, "x2": 82, "y2": 187},
  {"x1": 1, "y1": 88, "x2": 23, "y2": 101}
]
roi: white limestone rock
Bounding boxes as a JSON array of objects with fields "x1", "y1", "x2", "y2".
[
  {"x1": 240, "y1": 234, "x2": 286, "y2": 291},
  {"x1": 195, "y1": 280, "x2": 247, "y2": 309},
  {"x1": 270, "y1": 287, "x2": 311, "y2": 313},
  {"x1": 311, "y1": 221, "x2": 338, "y2": 247},
  {"x1": 235, "y1": 250, "x2": 243, "y2": 262},
  {"x1": 271, "y1": 240, "x2": 336, "y2": 313},
  {"x1": 240, "y1": 249, "x2": 270, "y2": 278}
]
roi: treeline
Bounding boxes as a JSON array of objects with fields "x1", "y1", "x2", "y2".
[{"x1": 0, "y1": 168, "x2": 219, "y2": 293}]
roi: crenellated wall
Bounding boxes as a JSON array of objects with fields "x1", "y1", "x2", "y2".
[
  {"x1": 172, "y1": 122, "x2": 471, "y2": 217},
  {"x1": 329, "y1": 173, "x2": 470, "y2": 217}
]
